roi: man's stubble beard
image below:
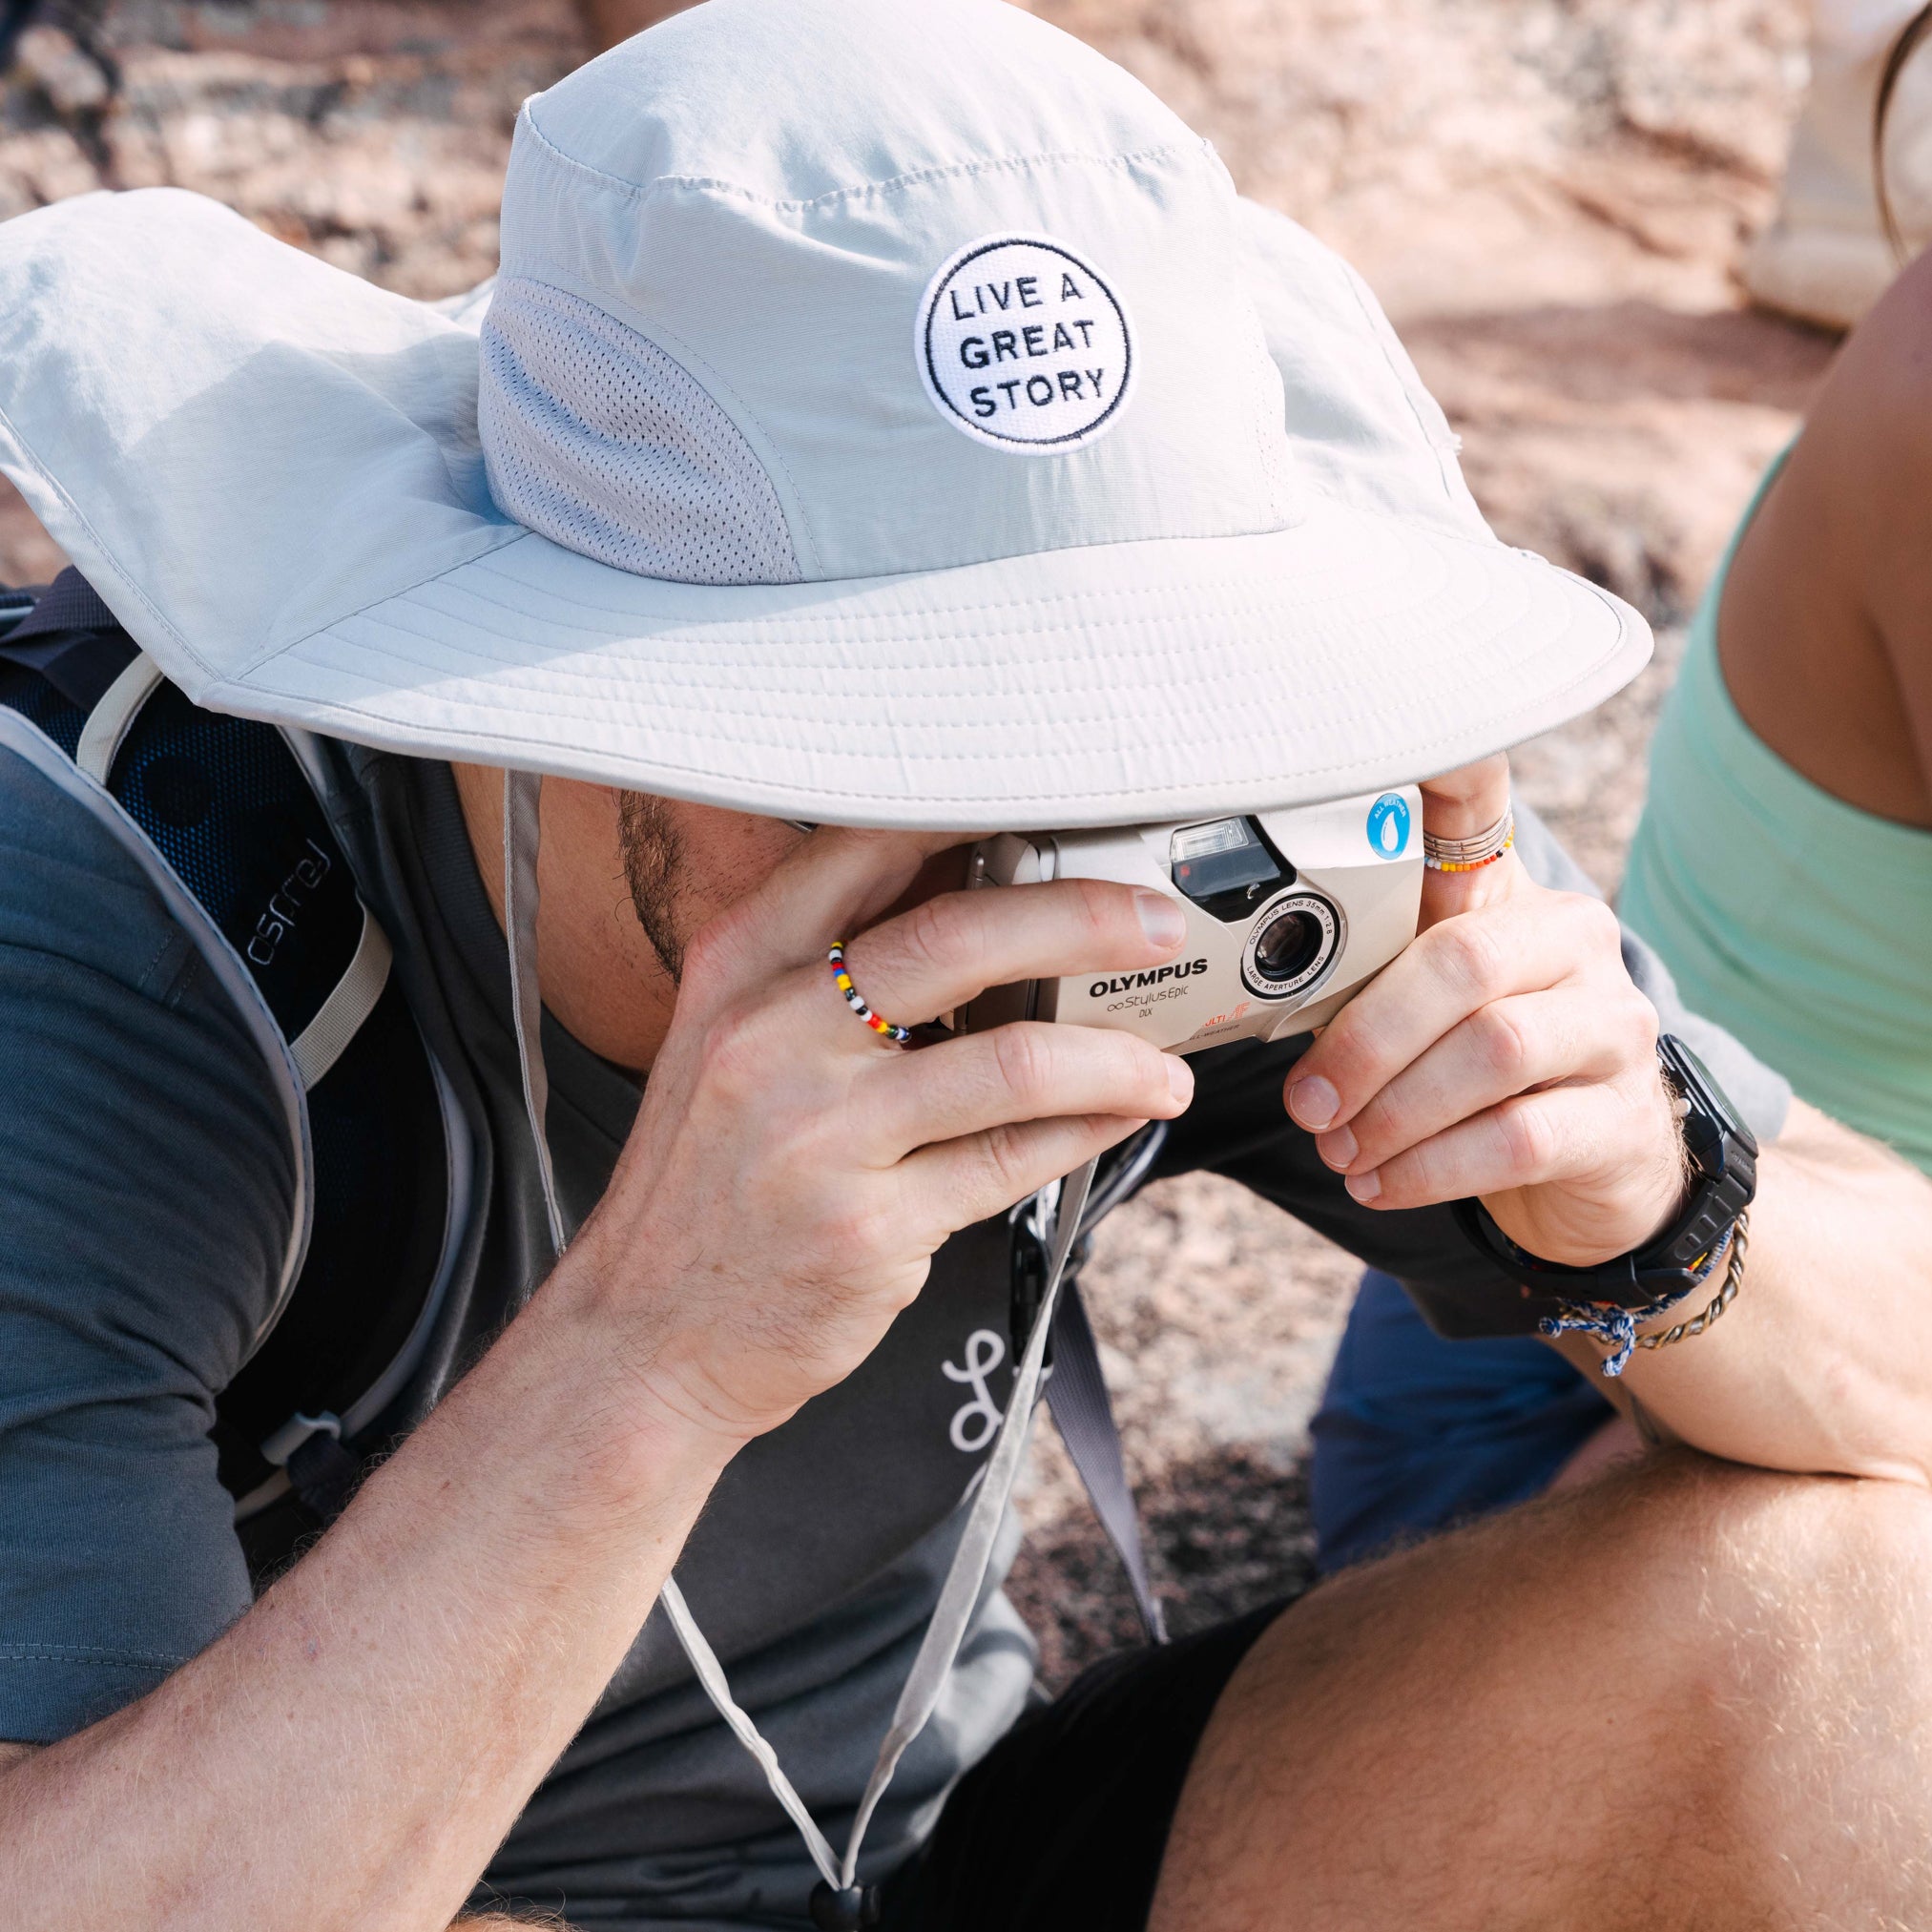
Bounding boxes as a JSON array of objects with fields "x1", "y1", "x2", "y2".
[{"x1": 617, "y1": 791, "x2": 689, "y2": 987}]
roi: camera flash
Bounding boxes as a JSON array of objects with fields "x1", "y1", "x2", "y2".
[{"x1": 1169, "y1": 818, "x2": 1255, "y2": 865}]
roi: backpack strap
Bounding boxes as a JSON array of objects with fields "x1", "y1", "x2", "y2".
[
  {"x1": 0, "y1": 571, "x2": 466, "y2": 1544},
  {"x1": 74, "y1": 651, "x2": 164, "y2": 783},
  {"x1": 67, "y1": 643, "x2": 397, "y2": 1096},
  {"x1": 288, "y1": 904, "x2": 393, "y2": 1090},
  {"x1": 0, "y1": 618, "x2": 317, "y2": 1350}
]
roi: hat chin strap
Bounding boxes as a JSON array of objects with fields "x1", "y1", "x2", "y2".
[{"x1": 500, "y1": 768, "x2": 1093, "y2": 1901}]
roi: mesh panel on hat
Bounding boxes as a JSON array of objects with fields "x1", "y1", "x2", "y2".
[{"x1": 479, "y1": 278, "x2": 800, "y2": 586}]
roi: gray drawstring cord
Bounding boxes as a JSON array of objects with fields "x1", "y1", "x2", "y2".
[{"x1": 503, "y1": 769, "x2": 565, "y2": 1258}]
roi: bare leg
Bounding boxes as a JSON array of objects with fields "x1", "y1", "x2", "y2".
[{"x1": 1153, "y1": 1452, "x2": 1932, "y2": 1929}]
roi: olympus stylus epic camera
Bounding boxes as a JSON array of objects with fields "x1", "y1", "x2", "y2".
[{"x1": 955, "y1": 787, "x2": 1423, "y2": 1055}]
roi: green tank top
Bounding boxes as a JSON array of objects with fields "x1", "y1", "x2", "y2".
[{"x1": 1621, "y1": 456, "x2": 1932, "y2": 1174}]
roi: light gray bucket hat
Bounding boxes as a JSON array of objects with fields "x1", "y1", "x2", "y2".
[{"x1": 0, "y1": 0, "x2": 1648, "y2": 828}]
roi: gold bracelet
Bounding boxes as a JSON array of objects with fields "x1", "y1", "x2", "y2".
[{"x1": 1634, "y1": 1213, "x2": 1749, "y2": 1354}]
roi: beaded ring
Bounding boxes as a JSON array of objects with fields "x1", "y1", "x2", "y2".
[
  {"x1": 1423, "y1": 807, "x2": 1515, "y2": 874},
  {"x1": 828, "y1": 941, "x2": 911, "y2": 1045}
]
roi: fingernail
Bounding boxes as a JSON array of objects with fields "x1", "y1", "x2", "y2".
[
  {"x1": 1165, "y1": 1056, "x2": 1195, "y2": 1106},
  {"x1": 1135, "y1": 890, "x2": 1188, "y2": 951},
  {"x1": 1345, "y1": 1168, "x2": 1381, "y2": 1204},
  {"x1": 1319, "y1": 1124, "x2": 1357, "y2": 1169},
  {"x1": 1288, "y1": 1075, "x2": 1339, "y2": 1129}
]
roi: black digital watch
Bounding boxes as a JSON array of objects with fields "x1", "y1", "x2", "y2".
[{"x1": 1453, "y1": 1033, "x2": 1758, "y2": 1312}]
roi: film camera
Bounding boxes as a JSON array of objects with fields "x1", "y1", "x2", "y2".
[{"x1": 955, "y1": 787, "x2": 1423, "y2": 1055}]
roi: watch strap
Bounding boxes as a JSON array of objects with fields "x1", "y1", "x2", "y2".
[{"x1": 1452, "y1": 1032, "x2": 1757, "y2": 1311}]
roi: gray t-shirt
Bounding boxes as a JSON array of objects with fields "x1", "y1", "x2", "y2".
[{"x1": 0, "y1": 733, "x2": 1789, "y2": 1927}]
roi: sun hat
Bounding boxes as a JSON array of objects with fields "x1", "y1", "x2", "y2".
[{"x1": 0, "y1": 0, "x2": 1649, "y2": 831}]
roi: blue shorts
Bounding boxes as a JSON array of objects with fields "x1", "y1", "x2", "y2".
[{"x1": 1309, "y1": 1272, "x2": 1615, "y2": 1571}]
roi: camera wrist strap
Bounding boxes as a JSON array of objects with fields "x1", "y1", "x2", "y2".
[
  {"x1": 1030, "y1": 1119, "x2": 1167, "y2": 1646},
  {"x1": 1047, "y1": 1283, "x2": 1167, "y2": 1644},
  {"x1": 504, "y1": 773, "x2": 1094, "y2": 1897}
]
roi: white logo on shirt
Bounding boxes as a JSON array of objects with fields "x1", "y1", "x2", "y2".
[
  {"x1": 942, "y1": 1328, "x2": 1008, "y2": 1452},
  {"x1": 916, "y1": 234, "x2": 1134, "y2": 453}
]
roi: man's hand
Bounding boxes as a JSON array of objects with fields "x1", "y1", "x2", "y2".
[
  {"x1": 1283, "y1": 758, "x2": 1685, "y2": 1266},
  {"x1": 562, "y1": 826, "x2": 1195, "y2": 1447}
]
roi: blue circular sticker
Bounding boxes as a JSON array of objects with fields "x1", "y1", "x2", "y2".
[{"x1": 1366, "y1": 793, "x2": 1411, "y2": 860}]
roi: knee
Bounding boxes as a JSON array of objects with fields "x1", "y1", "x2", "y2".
[
  {"x1": 1700, "y1": 1459, "x2": 1932, "y2": 1609},
  {"x1": 1605, "y1": 1458, "x2": 1932, "y2": 1729},
  {"x1": 1610, "y1": 1465, "x2": 1932, "y2": 1903}
]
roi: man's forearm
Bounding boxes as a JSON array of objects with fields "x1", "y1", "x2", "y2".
[
  {"x1": 1553, "y1": 1099, "x2": 1932, "y2": 1485},
  {"x1": 0, "y1": 1262, "x2": 732, "y2": 1932}
]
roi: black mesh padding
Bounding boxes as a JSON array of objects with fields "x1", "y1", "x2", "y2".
[
  {"x1": 0, "y1": 621, "x2": 135, "y2": 758},
  {"x1": 113, "y1": 682, "x2": 360, "y2": 1043},
  {"x1": 0, "y1": 584, "x2": 138, "y2": 748},
  {"x1": 1, "y1": 628, "x2": 134, "y2": 707},
  {"x1": 0, "y1": 656, "x2": 90, "y2": 758}
]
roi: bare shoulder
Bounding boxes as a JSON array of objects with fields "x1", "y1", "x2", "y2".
[{"x1": 1720, "y1": 256, "x2": 1932, "y2": 829}]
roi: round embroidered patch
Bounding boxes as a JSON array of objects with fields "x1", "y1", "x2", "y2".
[{"x1": 916, "y1": 234, "x2": 1134, "y2": 453}]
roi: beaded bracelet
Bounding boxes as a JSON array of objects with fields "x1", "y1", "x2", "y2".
[
  {"x1": 1540, "y1": 1213, "x2": 1749, "y2": 1377},
  {"x1": 1423, "y1": 807, "x2": 1515, "y2": 873},
  {"x1": 1634, "y1": 1214, "x2": 1750, "y2": 1355}
]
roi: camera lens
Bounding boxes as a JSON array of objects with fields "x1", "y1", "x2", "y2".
[
  {"x1": 1252, "y1": 906, "x2": 1324, "y2": 984},
  {"x1": 1239, "y1": 890, "x2": 1341, "y2": 1001}
]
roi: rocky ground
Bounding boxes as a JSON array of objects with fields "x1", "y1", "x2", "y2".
[{"x1": 0, "y1": 0, "x2": 1846, "y2": 1684}]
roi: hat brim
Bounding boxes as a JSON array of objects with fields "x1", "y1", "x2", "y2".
[
  {"x1": 217, "y1": 508, "x2": 1641, "y2": 828},
  {"x1": 0, "y1": 189, "x2": 1645, "y2": 829}
]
